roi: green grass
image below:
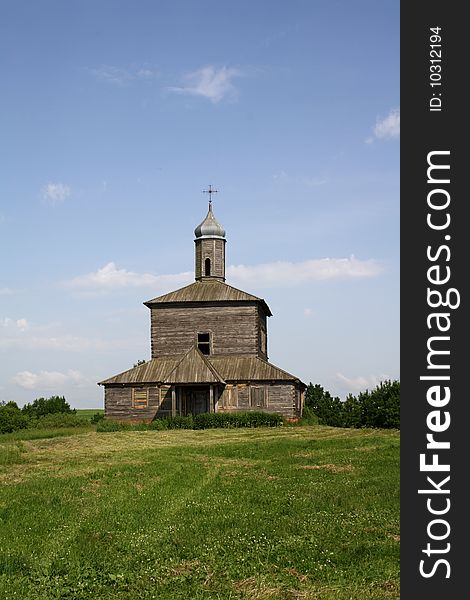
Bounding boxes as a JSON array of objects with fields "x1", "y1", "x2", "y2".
[
  {"x1": 0, "y1": 426, "x2": 399, "y2": 599},
  {"x1": 0, "y1": 426, "x2": 94, "y2": 444},
  {"x1": 75, "y1": 409, "x2": 104, "y2": 420}
]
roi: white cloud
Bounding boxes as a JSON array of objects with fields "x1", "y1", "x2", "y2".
[
  {"x1": 0, "y1": 317, "x2": 115, "y2": 351},
  {"x1": 136, "y1": 68, "x2": 156, "y2": 79},
  {"x1": 168, "y1": 65, "x2": 242, "y2": 103},
  {"x1": 1, "y1": 317, "x2": 29, "y2": 331},
  {"x1": 65, "y1": 262, "x2": 192, "y2": 291},
  {"x1": 367, "y1": 108, "x2": 400, "y2": 143},
  {"x1": 13, "y1": 369, "x2": 89, "y2": 390},
  {"x1": 42, "y1": 182, "x2": 71, "y2": 205},
  {"x1": 227, "y1": 256, "x2": 382, "y2": 288},
  {"x1": 65, "y1": 257, "x2": 381, "y2": 294},
  {"x1": 16, "y1": 318, "x2": 29, "y2": 331},
  {"x1": 0, "y1": 335, "x2": 106, "y2": 352},
  {"x1": 89, "y1": 64, "x2": 159, "y2": 86},
  {"x1": 335, "y1": 372, "x2": 390, "y2": 393},
  {"x1": 303, "y1": 308, "x2": 313, "y2": 317}
]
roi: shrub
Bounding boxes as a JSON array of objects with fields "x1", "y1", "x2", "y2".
[
  {"x1": 359, "y1": 380, "x2": 400, "y2": 429},
  {"x1": 165, "y1": 415, "x2": 194, "y2": 429},
  {"x1": 304, "y1": 380, "x2": 400, "y2": 429},
  {"x1": 97, "y1": 411, "x2": 285, "y2": 433},
  {"x1": 90, "y1": 412, "x2": 105, "y2": 424},
  {"x1": 22, "y1": 396, "x2": 75, "y2": 418},
  {"x1": 96, "y1": 420, "x2": 133, "y2": 432},
  {"x1": 298, "y1": 406, "x2": 319, "y2": 425},
  {"x1": 193, "y1": 411, "x2": 283, "y2": 429},
  {"x1": 304, "y1": 384, "x2": 343, "y2": 426},
  {"x1": 30, "y1": 413, "x2": 89, "y2": 429},
  {"x1": 0, "y1": 402, "x2": 29, "y2": 434},
  {"x1": 148, "y1": 419, "x2": 169, "y2": 431}
]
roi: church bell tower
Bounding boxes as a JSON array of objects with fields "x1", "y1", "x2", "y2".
[{"x1": 194, "y1": 191, "x2": 226, "y2": 281}]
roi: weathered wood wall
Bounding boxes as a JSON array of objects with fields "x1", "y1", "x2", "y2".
[
  {"x1": 150, "y1": 303, "x2": 264, "y2": 358},
  {"x1": 104, "y1": 385, "x2": 160, "y2": 422},
  {"x1": 105, "y1": 381, "x2": 301, "y2": 421},
  {"x1": 105, "y1": 384, "x2": 176, "y2": 420},
  {"x1": 195, "y1": 238, "x2": 225, "y2": 280},
  {"x1": 218, "y1": 382, "x2": 299, "y2": 418}
]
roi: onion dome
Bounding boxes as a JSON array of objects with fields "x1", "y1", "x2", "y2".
[{"x1": 194, "y1": 202, "x2": 226, "y2": 239}]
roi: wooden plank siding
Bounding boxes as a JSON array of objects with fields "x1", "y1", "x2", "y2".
[
  {"x1": 105, "y1": 385, "x2": 160, "y2": 422},
  {"x1": 105, "y1": 381, "x2": 300, "y2": 421},
  {"x1": 150, "y1": 303, "x2": 261, "y2": 358},
  {"x1": 218, "y1": 383, "x2": 298, "y2": 417},
  {"x1": 195, "y1": 238, "x2": 225, "y2": 280}
]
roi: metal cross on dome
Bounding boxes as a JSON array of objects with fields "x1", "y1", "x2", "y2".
[{"x1": 202, "y1": 184, "x2": 218, "y2": 208}]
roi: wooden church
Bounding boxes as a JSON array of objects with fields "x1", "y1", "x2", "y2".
[{"x1": 99, "y1": 197, "x2": 306, "y2": 421}]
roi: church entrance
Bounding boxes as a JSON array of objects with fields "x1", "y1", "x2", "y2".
[{"x1": 181, "y1": 386, "x2": 210, "y2": 415}]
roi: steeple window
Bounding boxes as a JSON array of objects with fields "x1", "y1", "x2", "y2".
[{"x1": 198, "y1": 332, "x2": 211, "y2": 355}]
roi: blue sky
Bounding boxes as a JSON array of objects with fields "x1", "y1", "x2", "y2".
[{"x1": 0, "y1": 0, "x2": 399, "y2": 407}]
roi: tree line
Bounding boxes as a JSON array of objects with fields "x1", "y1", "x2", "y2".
[
  {"x1": 0, "y1": 396, "x2": 85, "y2": 434},
  {"x1": 304, "y1": 379, "x2": 400, "y2": 429},
  {"x1": 1, "y1": 380, "x2": 400, "y2": 434}
]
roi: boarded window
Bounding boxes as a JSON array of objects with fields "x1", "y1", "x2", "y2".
[
  {"x1": 224, "y1": 385, "x2": 238, "y2": 408},
  {"x1": 260, "y1": 329, "x2": 267, "y2": 355},
  {"x1": 250, "y1": 386, "x2": 266, "y2": 408},
  {"x1": 198, "y1": 332, "x2": 211, "y2": 355},
  {"x1": 132, "y1": 388, "x2": 149, "y2": 409}
]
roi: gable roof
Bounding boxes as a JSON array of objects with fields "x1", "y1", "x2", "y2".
[
  {"x1": 163, "y1": 347, "x2": 226, "y2": 384},
  {"x1": 98, "y1": 351, "x2": 305, "y2": 387},
  {"x1": 144, "y1": 279, "x2": 272, "y2": 316}
]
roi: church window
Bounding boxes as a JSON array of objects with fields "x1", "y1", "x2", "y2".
[
  {"x1": 250, "y1": 386, "x2": 267, "y2": 408},
  {"x1": 132, "y1": 388, "x2": 149, "y2": 409},
  {"x1": 227, "y1": 385, "x2": 238, "y2": 407},
  {"x1": 204, "y1": 258, "x2": 211, "y2": 276},
  {"x1": 198, "y1": 332, "x2": 211, "y2": 355},
  {"x1": 261, "y1": 329, "x2": 267, "y2": 355}
]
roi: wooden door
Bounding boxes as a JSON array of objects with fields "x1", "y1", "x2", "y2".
[{"x1": 184, "y1": 389, "x2": 209, "y2": 415}]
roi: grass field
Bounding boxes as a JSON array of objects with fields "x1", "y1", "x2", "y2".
[
  {"x1": 0, "y1": 426, "x2": 399, "y2": 599},
  {"x1": 75, "y1": 408, "x2": 104, "y2": 420}
]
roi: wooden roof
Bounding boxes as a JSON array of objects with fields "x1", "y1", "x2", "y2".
[
  {"x1": 98, "y1": 357, "x2": 180, "y2": 385},
  {"x1": 99, "y1": 350, "x2": 304, "y2": 386},
  {"x1": 164, "y1": 347, "x2": 226, "y2": 384},
  {"x1": 210, "y1": 356, "x2": 300, "y2": 383},
  {"x1": 144, "y1": 279, "x2": 272, "y2": 316}
]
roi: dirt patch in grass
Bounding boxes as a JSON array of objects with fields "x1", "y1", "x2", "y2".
[
  {"x1": 298, "y1": 463, "x2": 354, "y2": 473},
  {"x1": 235, "y1": 576, "x2": 282, "y2": 599}
]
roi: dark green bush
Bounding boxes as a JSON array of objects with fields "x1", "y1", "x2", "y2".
[
  {"x1": 90, "y1": 412, "x2": 105, "y2": 424},
  {"x1": 304, "y1": 380, "x2": 400, "y2": 429},
  {"x1": 22, "y1": 396, "x2": 75, "y2": 418},
  {"x1": 298, "y1": 405, "x2": 319, "y2": 425},
  {"x1": 358, "y1": 380, "x2": 400, "y2": 429},
  {"x1": 193, "y1": 411, "x2": 283, "y2": 429},
  {"x1": 96, "y1": 420, "x2": 133, "y2": 432},
  {"x1": 0, "y1": 402, "x2": 29, "y2": 434},
  {"x1": 97, "y1": 411, "x2": 284, "y2": 433},
  {"x1": 165, "y1": 415, "x2": 194, "y2": 429},
  {"x1": 148, "y1": 419, "x2": 169, "y2": 431}
]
